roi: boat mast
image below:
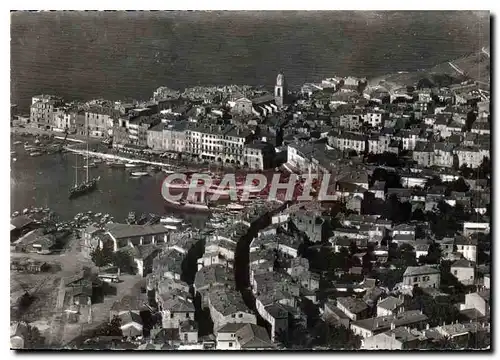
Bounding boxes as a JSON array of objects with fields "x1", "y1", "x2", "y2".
[
  {"x1": 86, "y1": 116, "x2": 89, "y2": 182},
  {"x1": 75, "y1": 152, "x2": 78, "y2": 187}
]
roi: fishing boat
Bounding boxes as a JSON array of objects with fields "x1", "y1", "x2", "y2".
[
  {"x1": 160, "y1": 215, "x2": 183, "y2": 224},
  {"x1": 30, "y1": 152, "x2": 43, "y2": 157},
  {"x1": 68, "y1": 118, "x2": 100, "y2": 199},
  {"x1": 108, "y1": 161, "x2": 126, "y2": 169},
  {"x1": 148, "y1": 165, "x2": 161, "y2": 173},
  {"x1": 137, "y1": 213, "x2": 148, "y2": 225},
  {"x1": 127, "y1": 212, "x2": 136, "y2": 224},
  {"x1": 164, "y1": 190, "x2": 211, "y2": 212},
  {"x1": 130, "y1": 171, "x2": 149, "y2": 177}
]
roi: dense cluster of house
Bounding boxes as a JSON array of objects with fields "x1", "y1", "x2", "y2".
[{"x1": 14, "y1": 68, "x2": 491, "y2": 349}]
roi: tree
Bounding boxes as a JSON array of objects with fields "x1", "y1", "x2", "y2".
[
  {"x1": 445, "y1": 177, "x2": 470, "y2": 194},
  {"x1": 112, "y1": 250, "x2": 137, "y2": 275},
  {"x1": 24, "y1": 324, "x2": 46, "y2": 349},
  {"x1": 465, "y1": 109, "x2": 477, "y2": 131},
  {"x1": 276, "y1": 318, "x2": 311, "y2": 349},
  {"x1": 310, "y1": 321, "x2": 361, "y2": 349},
  {"x1": 93, "y1": 315, "x2": 123, "y2": 337},
  {"x1": 406, "y1": 293, "x2": 461, "y2": 328},
  {"x1": 424, "y1": 176, "x2": 442, "y2": 190},
  {"x1": 91, "y1": 242, "x2": 113, "y2": 269},
  {"x1": 411, "y1": 208, "x2": 426, "y2": 222},
  {"x1": 418, "y1": 242, "x2": 442, "y2": 264}
]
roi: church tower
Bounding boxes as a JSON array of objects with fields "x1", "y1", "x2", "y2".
[{"x1": 274, "y1": 71, "x2": 287, "y2": 108}]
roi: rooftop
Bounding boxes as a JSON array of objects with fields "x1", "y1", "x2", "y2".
[{"x1": 105, "y1": 223, "x2": 170, "y2": 239}]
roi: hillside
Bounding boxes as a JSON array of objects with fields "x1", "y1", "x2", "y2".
[{"x1": 368, "y1": 47, "x2": 490, "y2": 90}]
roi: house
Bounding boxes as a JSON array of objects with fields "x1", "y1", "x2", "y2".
[
  {"x1": 289, "y1": 205, "x2": 325, "y2": 243},
  {"x1": 350, "y1": 310, "x2": 428, "y2": 339},
  {"x1": 376, "y1": 296, "x2": 404, "y2": 317},
  {"x1": 105, "y1": 223, "x2": 169, "y2": 252},
  {"x1": 415, "y1": 243, "x2": 430, "y2": 260},
  {"x1": 10, "y1": 216, "x2": 35, "y2": 240},
  {"x1": 157, "y1": 290, "x2": 195, "y2": 329},
  {"x1": 179, "y1": 320, "x2": 199, "y2": 344},
  {"x1": 323, "y1": 300, "x2": 351, "y2": 328},
  {"x1": 131, "y1": 244, "x2": 162, "y2": 277},
  {"x1": 119, "y1": 311, "x2": 144, "y2": 338},
  {"x1": 401, "y1": 266, "x2": 440, "y2": 291},
  {"x1": 450, "y1": 259, "x2": 475, "y2": 285},
  {"x1": 244, "y1": 141, "x2": 276, "y2": 170},
  {"x1": 12, "y1": 228, "x2": 55, "y2": 254},
  {"x1": 413, "y1": 142, "x2": 434, "y2": 167},
  {"x1": 361, "y1": 327, "x2": 424, "y2": 350},
  {"x1": 109, "y1": 294, "x2": 149, "y2": 320},
  {"x1": 216, "y1": 322, "x2": 275, "y2": 350},
  {"x1": 460, "y1": 290, "x2": 490, "y2": 318},
  {"x1": 335, "y1": 297, "x2": 370, "y2": 321},
  {"x1": 463, "y1": 222, "x2": 490, "y2": 237},
  {"x1": 64, "y1": 268, "x2": 101, "y2": 306},
  {"x1": 455, "y1": 235, "x2": 478, "y2": 262},
  {"x1": 207, "y1": 288, "x2": 257, "y2": 332}
]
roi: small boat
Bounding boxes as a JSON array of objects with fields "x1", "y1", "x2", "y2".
[
  {"x1": 13, "y1": 141, "x2": 22, "y2": 145},
  {"x1": 11, "y1": 151, "x2": 16, "y2": 155},
  {"x1": 30, "y1": 152, "x2": 43, "y2": 157},
  {"x1": 164, "y1": 224, "x2": 180, "y2": 230},
  {"x1": 83, "y1": 163, "x2": 97, "y2": 169},
  {"x1": 125, "y1": 163, "x2": 138, "y2": 168},
  {"x1": 22, "y1": 208, "x2": 29, "y2": 215},
  {"x1": 108, "y1": 162, "x2": 126, "y2": 169},
  {"x1": 137, "y1": 213, "x2": 148, "y2": 225},
  {"x1": 34, "y1": 139, "x2": 40, "y2": 145},
  {"x1": 226, "y1": 203, "x2": 245, "y2": 210},
  {"x1": 12, "y1": 211, "x2": 19, "y2": 217},
  {"x1": 162, "y1": 168, "x2": 174, "y2": 174},
  {"x1": 160, "y1": 215, "x2": 183, "y2": 224},
  {"x1": 95, "y1": 213, "x2": 102, "y2": 218},
  {"x1": 12, "y1": 158, "x2": 17, "y2": 162},
  {"x1": 131, "y1": 172, "x2": 149, "y2": 177}
]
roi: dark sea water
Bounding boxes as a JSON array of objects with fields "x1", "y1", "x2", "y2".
[{"x1": 11, "y1": 11, "x2": 490, "y2": 112}]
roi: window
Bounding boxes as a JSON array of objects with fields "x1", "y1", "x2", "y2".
[
  {"x1": 186, "y1": 312, "x2": 190, "y2": 318},
  {"x1": 184, "y1": 333, "x2": 188, "y2": 341},
  {"x1": 239, "y1": 314, "x2": 243, "y2": 318},
  {"x1": 413, "y1": 277, "x2": 418, "y2": 282},
  {"x1": 229, "y1": 342, "x2": 233, "y2": 348},
  {"x1": 232, "y1": 314, "x2": 236, "y2": 318},
  {"x1": 170, "y1": 313, "x2": 174, "y2": 319}
]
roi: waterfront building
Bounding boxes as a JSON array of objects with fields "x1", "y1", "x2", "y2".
[
  {"x1": 85, "y1": 104, "x2": 120, "y2": 138},
  {"x1": 105, "y1": 223, "x2": 169, "y2": 252},
  {"x1": 29, "y1": 94, "x2": 64, "y2": 130}
]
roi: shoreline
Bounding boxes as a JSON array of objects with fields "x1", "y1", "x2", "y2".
[{"x1": 63, "y1": 146, "x2": 177, "y2": 168}]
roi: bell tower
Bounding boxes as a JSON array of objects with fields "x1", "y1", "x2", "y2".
[{"x1": 274, "y1": 71, "x2": 287, "y2": 107}]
